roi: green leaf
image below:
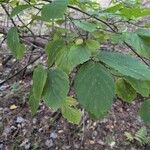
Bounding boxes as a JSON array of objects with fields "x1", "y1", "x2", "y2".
[
  {"x1": 7, "y1": 27, "x2": 25, "y2": 59},
  {"x1": 65, "y1": 96, "x2": 78, "y2": 106},
  {"x1": 115, "y1": 78, "x2": 137, "y2": 103},
  {"x1": 125, "y1": 77, "x2": 150, "y2": 97},
  {"x1": 61, "y1": 97, "x2": 81, "y2": 124},
  {"x1": 75, "y1": 61, "x2": 115, "y2": 119},
  {"x1": 41, "y1": 0, "x2": 68, "y2": 20},
  {"x1": 32, "y1": 65, "x2": 47, "y2": 100},
  {"x1": 56, "y1": 44, "x2": 91, "y2": 74},
  {"x1": 97, "y1": 51, "x2": 150, "y2": 80},
  {"x1": 42, "y1": 67, "x2": 69, "y2": 109},
  {"x1": 11, "y1": 4, "x2": 32, "y2": 17},
  {"x1": 105, "y1": 3, "x2": 124, "y2": 13},
  {"x1": 123, "y1": 32, "x2": 150, "y2": 60},
  {"x1": 139, "y1": 99, "x2": 150, "y2": 124},
  {"x1": 45, "y1": 39, "x2": 64, "y2": 66},
  {"x1": 137, "y1": 28, "x2": 150, "y2": 41},
  {"x1": 85, "y1": 39, "x2": 100, "y2": 54},
  {"x1": 29, "y1": 89, "x2": 39, "y2": 115},
  {"x1": 61, "y1": 105, "x2": 81, "y2": 125},
  {"x1": 73, "y1": 20, "x2": 97, "y2": 32}
]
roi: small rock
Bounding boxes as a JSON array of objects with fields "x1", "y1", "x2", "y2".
[
  {"x1": 45, "y1": 139, "x2": 53, "y2": 148},
  {"x1": 3, "y1": 127, "x2": 11, "y2": 135},
  {"x1": 89, "y1": 140, "x2": 95, "y2": 144},
  {"x1": 38, "y1": 128, "x2": 43, "y2": 132},
  {"x1": 50, "y1": 132, "x2": 57, "y2": 139},
  {"x1": 0, "y1": 85, "x2": 9, "y2": 91},
  {"x1": 93, "y1": 131, "x2": 98, "y2": 137},
  {"x1": 93, "y1": 122, "x2": 97, "y2": 127},
  {"x1": 58, "y1": 130, "x2": 63, "y2": 134},
  {"x1": 32, "y1": 118, "x2": 37, "y2": 124},
  {"x1": 24, "y1": 143, "x2": 31, "y2": 150},
  {"x1": 20, "y1": 139, "x2": 29, "y2": 147},
  {"x1": 16, "y1": 116, "x2": 24, "y2": 124},
  {"x1": 0, "y1": 143, "x2": 4, "y2": 149},
  {"x1": 74, "y1": 144, "x2": 80, "y2": 149},
  {"x1": 97, "y1": 140, "x2": 105, "y2": 145}
]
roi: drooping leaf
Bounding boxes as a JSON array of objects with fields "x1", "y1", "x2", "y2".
[
  {"x1": 41, "y1": 0, "x2": 68, "y2": 20},
  {"x1": 42, "y1": 68, "x2": 69, "y2": 109},
  {"x1": 125, "y1": 77, "x2": 150, "y2": 97},
  {"x1": 32, "y1": 65, "x2": 47, "y2": 100},
  {"x1": 11, "y1": 4, "x2": 32, "y2": 17},
  {"x1": 75, "y1": 61, "x2": 115, "y2": 119},
  {"x1": 56, "y1": 44, "x2": 91, "y2": 74},
  {"x1": 7, "y1": 27, "x2": 25, "y2": 59},
  {"x1": 123, "y1": 32, "x2": 150, "y2": 60},
  {"x1": 73, "y1": 20, "x2": 97, "y2": 32},
  {"x1": 115, "y1": 78, "x2": 137, "y2": 103},
  {"x1": 97, "y1": 51, "x2": 150, "y2": 80},
  {"x1": 45, "y1": 39, "x2": 64, "y2": 66},
  {"x1": 29, "y1": 89, "x2": 39, "y2": 115},
  {"x1": 139, "y1": 99, "x2": 150, "y2": 124},
  {"x1": 61, "y1": 97, "x2": 81, "y2": 124}
]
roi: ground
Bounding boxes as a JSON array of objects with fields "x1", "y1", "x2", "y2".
[
  {"x1": 0, "y1": 56, "x2": 150, "y2": 150},
  {"x1": 0, "y1": 1, "x2": 150, "y2": 149}
]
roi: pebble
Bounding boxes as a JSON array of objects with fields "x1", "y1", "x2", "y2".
[
  {"x1": 0, "y1": 143, "x2": 4, "y2": 149},
  {"x1": 38, "y1": 128, "x2": 43, "y2": 132},
  {"x1": 97, "y1": 140, "x2": 105, "y2": 145},
  {"x1": 45, "y1": 139, "x2": 53, "y2": 148},
  {"x1": 58, "y1": 130, "x2": 63, "y2": 134},
  {"x1": 89, "y1": 140, "x2": 95, "y2": 144},
  {"x1": 0, "y1": 85, "x2": 9, "y2": 91},
  {"x1": 24, "y1": 143, "x2": 31, "y2": 150},
  {"x1": 50, "y1": 132, "x2": 57, "y2": 139},
  {"x1": 16, "y1": 116, "x2": 25, "y2": 124},
  {"x1": 32, "y1": 118, "x2": 37, "y2": 124},
  {"x1": 3, "y1": 127, "x2": 11, "y2": 135}
]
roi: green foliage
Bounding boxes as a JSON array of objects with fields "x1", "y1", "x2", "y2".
[
  {"x1": 29, "y1": 65, "x2": 47, "y2": 114},
  {"x1": 56, "y1": 44, "x2": 91, "y2": 74},
  {"x1": 11, "y1": 4, "x2": 32, "y2": 17},
  {"x1": 125, "y1": 127, "x2": 150, "y2": 146},
  {"x1": 97, "y1": 51, "x2": 150, "y2": 80},
  {"x1": 73, "y1": 20, "x2": 97, "y2": 32},
  {"x1": 42, "y1": 67, "x2": 69, "y2": 109},
  {"x1": 139, "y1": 99, "x2": 150, "y2": 125},
  {"x1": 75, "y1": 61, "x2": 115, "y2": 119},
  {"x1": 125, "y1": 77, "x2": 150, "y2": 97},
  {"x1": 123, "y1": 31, "x2": 150, "y2": 60},
  {"x1": 41, "y1": 0, "x2": 68, "y2": 20},
  {"x1": 7, "y1": 27, "x2": 25, "y2": 59},
  {"x1": 124, "y1": 132, "x2": 134, "y2": 142},
  {"x1": 115, "y1": 78, "x2": 137, "y2": 103},
  {"x1": 2, "y1": 0, "x2": 150, "y2": 124},
  {"x1": 32, "y1": 65, "x2": 47, "y2": 101},
  {"x1": 134, "y1": 127, "x2": 150, "y2": 146},
  {"x1": 29, "y1": 90, "x2": 39, "y2": 115},
  {"x1": 45, "y1": 39, "x2": 64, "y2": 66},
  {"x1": 61, "y1": 97, "x2": 82, "y2": 124}
]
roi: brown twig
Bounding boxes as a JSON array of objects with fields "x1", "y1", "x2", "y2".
[{"x1": 0, "y1": 52, "x2": 44, "y2": 86}]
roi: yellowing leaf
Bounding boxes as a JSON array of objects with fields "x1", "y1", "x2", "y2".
[{"x1": 10, "y1": 104, "x2": 17, "y2": 110}]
